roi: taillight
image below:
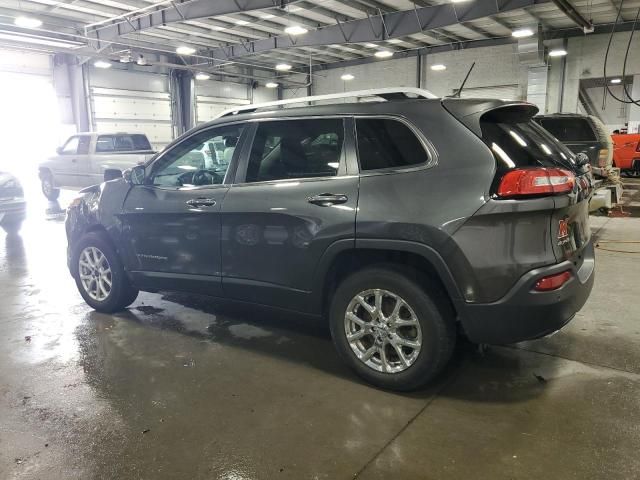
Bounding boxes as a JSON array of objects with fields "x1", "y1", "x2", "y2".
[
  {"x1": 598, "y1": 148, "x2": 609, "y2": 167},
  {"x1": 534, "y1": 271, "x2": 572, "y2": 292},
  {"x1": 636, "y1": 142, "x2": 640, "y2": 152},
  {"x1": 497, "y1": 168, "x2": 575, "y2": 198}
]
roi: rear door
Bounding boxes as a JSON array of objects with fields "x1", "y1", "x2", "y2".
[{"x1": 220, "y1": 117, "x2": 358, "y2": 313}]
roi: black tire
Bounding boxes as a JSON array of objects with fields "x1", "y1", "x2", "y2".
[
  {"x1": 41, "y1": 174, "x2": 60, "y2": 201},
  {"x1": 1, "y1": 220, "x2": 22, "y2": 235},
  {"x1": 72, "y1": 232, "x2": 139, "y2": 313},
  {"x1": 329, "y1": 266, "x2": 456, "y2": 391}
]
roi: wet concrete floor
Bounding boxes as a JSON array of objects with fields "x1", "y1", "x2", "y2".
[{"x1": 1, "y1": 192, "x2": 640, "y2": 479}]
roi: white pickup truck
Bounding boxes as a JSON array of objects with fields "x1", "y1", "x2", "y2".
[{"x1": 38, "y1": 132, "x2": 156, "y2": 200}]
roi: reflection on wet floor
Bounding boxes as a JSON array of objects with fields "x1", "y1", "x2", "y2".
[{"x1": 1, "y1": 189, "x2": 640, "y2": 479}]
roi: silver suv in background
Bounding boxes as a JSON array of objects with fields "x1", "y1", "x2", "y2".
[{"x1": 38, "y1": 132, "x2": 156, "y2": 200}]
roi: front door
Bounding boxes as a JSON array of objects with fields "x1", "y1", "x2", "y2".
[
  {"x1": 53, "y1": 135, "x2": 82, "y2": 187},
  {"x1": 120, "y1": 123, "x2": 247, "y2": 296},
  {"x1": 220, "y1": 117, "x2": 359, "y2": 312}
]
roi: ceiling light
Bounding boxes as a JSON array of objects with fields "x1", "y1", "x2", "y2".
[
  {"x1": 549, "y1": 49, "x2": 567, "y2": 57},
  {"x1": 341, "y1": 73, "x2": 354, "y2": 81},
  {"x1": 610, "y1": 78, "x2": 622, "y2": 84},
  {"x1": 374, "y1": 50, "x2": 393, "y2": 58},
  {"x1": 0, "y1": 31, "x2": 84, "y2": 49},
  {"x1": 512, "y1": 28, "x2": 534, "y2": 38},
  {"x1": 388, "y1": 38, "x2": 402, "y2": 44},
  {"x1": 364, "y1": 43, "x2": 377, "y2": 48},
  {"x1": 284, "y1": 25, "x2": 308, "y2": 35},
  {"x1": 94, "y1": 60, "x2": 111, "y2": 69},
  {"x1": 211, "y1": 26, "x2": 226, "y2": 31},
  {"x1": 235, "y1": 20, "x2": 249, "y2": 26},
  {"x1": 260, "y1": 13, "x2": 275, "y2": 19},
  {"x1": 275, "y1": 63, "x2": 292, "y2": 71},
  {"x1": 195, "y1": 73, "x2": 210, "y2": 81},
  {"x1": 266, "y1": 82, "x2": 279, "y2": 88},
  {"x1": 176, "y1": 45, "x2": 196, "y2": 55},
  {"x1": 431, "y1": 64, "x2": 446, "y2": 71},
  {"x1": 14, "y1": 16, "x2": 42, "y2": 29},
  {"x1": 119, "y1": 54, "x2": 131, "y2": 63},
  {"x1": 136, "y1": 54, "x2": 147, "y2": 66}
]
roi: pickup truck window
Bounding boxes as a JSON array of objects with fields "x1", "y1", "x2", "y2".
[
  {"x1": 77, "y1": 136, "x2": 90, "y2": 155},
  {"x1": 61, "y1": 136, "x2": 79, "y2": 155},
  {"x1": 151, "y1": 124, "x2": 244, "y2": 188},
  {"x1": 96, "y1": 134, "x2": 152, "y2": 153}
]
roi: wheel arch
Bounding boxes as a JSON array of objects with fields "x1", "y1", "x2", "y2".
[{"x1": 313, "y1": 239, "x2": 464, "y2": 320}]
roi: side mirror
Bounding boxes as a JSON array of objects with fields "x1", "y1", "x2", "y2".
[
  {"x1": 56, "y1": 146, "x2": 63, "y2": 155},
  {"x1": 123, "y1": 165, "x2": 145, "y2": 185},
  {"x1": 576, "y1": 152, "x2": 590, "y2": 166}
]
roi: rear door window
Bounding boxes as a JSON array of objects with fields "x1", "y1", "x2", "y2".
[
  {"x1": 481, "y1": 120, "x2": 577, "y2": 171},
  {"x1": 536, "y1": 117, "x2": 596, "y2": 142},
  {"x1": 77, "y1": 136, "x2": 90, "y2": 154},
  {"x1": 245, "y1": 119, "x2": 344, "y2": 183},
  {"x1": 355, "y1": 118, "x2": 429, "y2": 171}
]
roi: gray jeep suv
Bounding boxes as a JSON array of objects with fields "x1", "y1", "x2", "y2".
[{"x1": 65, "y1": 90, "x2": 595, "y2": 390}]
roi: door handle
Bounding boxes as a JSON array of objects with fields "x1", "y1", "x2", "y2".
[
  {"x1": 71, "y1": 158, "x2": 77, "y2": 163},
  {"x1": 186, "y1": 197, "x2": 217, "y2": 207},
  {"x1": 308, "y1": 193, "x2": 348, "y2": 207}
]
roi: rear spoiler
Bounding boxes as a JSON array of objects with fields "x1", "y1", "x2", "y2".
[{"x1": 442, "y1": 99, "x2": 539, "y2": 137}]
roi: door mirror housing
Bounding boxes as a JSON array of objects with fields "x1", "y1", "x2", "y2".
[
  {"x1": 124, "y1": 165, "x2": 146, "y2": 185},
  {"x1": 576, "y1": 152, "x2": 590, "y2": 166},
  {"x1": 56, "y1": 146, "x2": 63, "y2": 155}
]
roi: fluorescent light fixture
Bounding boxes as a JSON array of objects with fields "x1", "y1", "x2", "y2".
[
  {"x1": 387, "y1": 38, "x2": 402, "y2": 44},
  {"x1": 14, "y1": 16, "x2": 42, "y2": 28},
  {"x1": 176, "y1": 45, "x2": 196, "y2": 55},
  {"x1": 364, "y1": 43, "x2": 377, "y2": 48},
  {"x1": 512, "y1": 28, "x2": 534, "y2": 38},
  {"x1": 235, "y1": 20, "x2": 249, "y2": 26},
  {"x1": 549, "y1": 49, "x2": 567, "y2": 57},
  {"x1": 275, "y1": 63, "x2": 292, "y2": 71},
  {"x1": 431, "y1": 64, "x2": 446, "y2": 71},
  {"x1": 211, "y1": 26, "x2": 226, "y2": 31},
  {"x1": 0, "y1": 31, "x2": 84, "y2": 49},
  {"x1": 265, "y1": 82, "x2": 279, "y2": 88},
  {"x1": 195, "y1": 72, "x2": 210, "y2": 81},
  {"x1": 374, "y1": 50, "x2": 393, "y2": 58},
  {"x1": 260, "y1": 13, "x2": 275, "y2": 19},
  {"x1": 284, "y1": 25, "x2": 308, "y2": 35},
  {"x1": 93, "y1": 60, "x2": 111, "y2": 69},
  {"x1": 610, "y1": 78, "x2": 622, "y2": 84},
  {"x1": 341, "y1": 73, "x2": 354, "y2": 81}
]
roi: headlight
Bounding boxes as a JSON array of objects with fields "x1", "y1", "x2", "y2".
[{"x1": 69, "y1": 196, "x2": 84, "y2": 208}]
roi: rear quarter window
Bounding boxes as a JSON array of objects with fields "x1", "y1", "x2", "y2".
[{"x1": 355, "y1": 118, "x2": 429, "y2": 171}]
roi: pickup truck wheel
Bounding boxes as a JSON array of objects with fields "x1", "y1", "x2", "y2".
[
  {"x1": 329, "y1": 266, "x2": 455, "y2": 391},
  {"x1": 1, "y1": 220, "x2": 22, "y2": 235},
  {"x1": 41, "y1": 175, "x2": 60, "y2": 201},
  {"x1": 73, "y1": 232, "x2": 138, "y2": 313}
]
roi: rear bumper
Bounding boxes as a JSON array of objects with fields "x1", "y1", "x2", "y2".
[{"x1": 459, "y1": 241, "x2": 595, "y2": 344}]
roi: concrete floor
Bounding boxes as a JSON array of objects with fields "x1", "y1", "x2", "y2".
[{"x1": 1, "y1": 188, "x2": 640, "y2": 480}]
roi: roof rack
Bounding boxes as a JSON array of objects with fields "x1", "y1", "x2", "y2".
[{"x1": 217, "y1": 87, "x2": 438, "y2": 118}]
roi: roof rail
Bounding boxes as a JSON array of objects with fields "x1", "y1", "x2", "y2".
[{"x1": 217, "y1": 87, "x2": 438, "y2": 118}]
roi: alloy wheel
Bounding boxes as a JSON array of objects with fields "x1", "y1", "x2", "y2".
[
  {"x1": 78, "y1": 246, "x2": 113, "y2": 301},
  {"x1": 344, "y1": 289, "x2": 423, "y2": 373}
]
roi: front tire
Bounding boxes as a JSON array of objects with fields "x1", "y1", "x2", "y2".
[
  {"x1": 41, "y1": 174, "x2": 60, "y2": 201},
  {"x1": 1, "y1": 220, "x2": 22, "y2": 235},
  {"x1": 73, "y1": 232, "x2": 138, "y2": 313},
  {"x1": 329, "y1": 266, "x2": 456, "y2": 391}
]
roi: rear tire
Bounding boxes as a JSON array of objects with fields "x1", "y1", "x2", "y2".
[
  {"x1": 41, "y1": 174, "x2": 60, "y2": 201},
  {"x1": 1, "y1": 220, "x2": 22, "y2": 235},
  {"x1": 329, "y1": 266, "x2": 456, "y2": 391},
  {"x1": 72, "y1": 232, "x2": 138, "y2": 313}
]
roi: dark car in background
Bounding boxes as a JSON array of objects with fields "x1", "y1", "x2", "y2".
[
  {"x1": 534, "y1": 113, "x2": 613, "y2": 178},
  {"x1": 65, "y1": 90, "x2": 595, "y2": 391},
  {"x1": 0, "y1": 171, "x2": 26, "y2": 235}
]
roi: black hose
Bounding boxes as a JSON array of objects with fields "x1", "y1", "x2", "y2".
[
  {"x1": 621, "y1": 6, "x2": 640, "y2": 102},
  {"x1": 603, "y1": 0, "x2": 640, "y2": 105}
]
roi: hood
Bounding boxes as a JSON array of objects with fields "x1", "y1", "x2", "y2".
[{"x1": 0, "y1": 171, "x2": 21, "y2": 188}]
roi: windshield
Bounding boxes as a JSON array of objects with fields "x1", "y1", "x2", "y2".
[
  {"x1": 481, "y1": 120, "x2": 577, "y2": 173},
  {"x1": 535, "y1": 117, "x2": 596, "y2": 142}
]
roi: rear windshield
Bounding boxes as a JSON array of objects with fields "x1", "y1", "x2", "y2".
[
  {"x1": 535, "y1": 117, "x2": 596, "y2": 142},
  {"x1": 96, "y1": 134, "x2": 152, "y2": 152},
  {"x1": 481, "y1": 120, "x2": 577, "y2": 171}
]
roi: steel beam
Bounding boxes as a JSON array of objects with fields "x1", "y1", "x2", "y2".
[
  {"x1": 203, "y1": 0, "x2": 554, "y2": 61},
  {"x1": 86, "y1": 0, "x2": 300, "y2": 43}
]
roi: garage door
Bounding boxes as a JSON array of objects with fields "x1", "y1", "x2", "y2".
[
  {"x1": 458, "y1": 84, "x2": 521, "y2": 101},
  {"x1": 195, "y1": 95, "x2": 250, "y2": 124}
]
